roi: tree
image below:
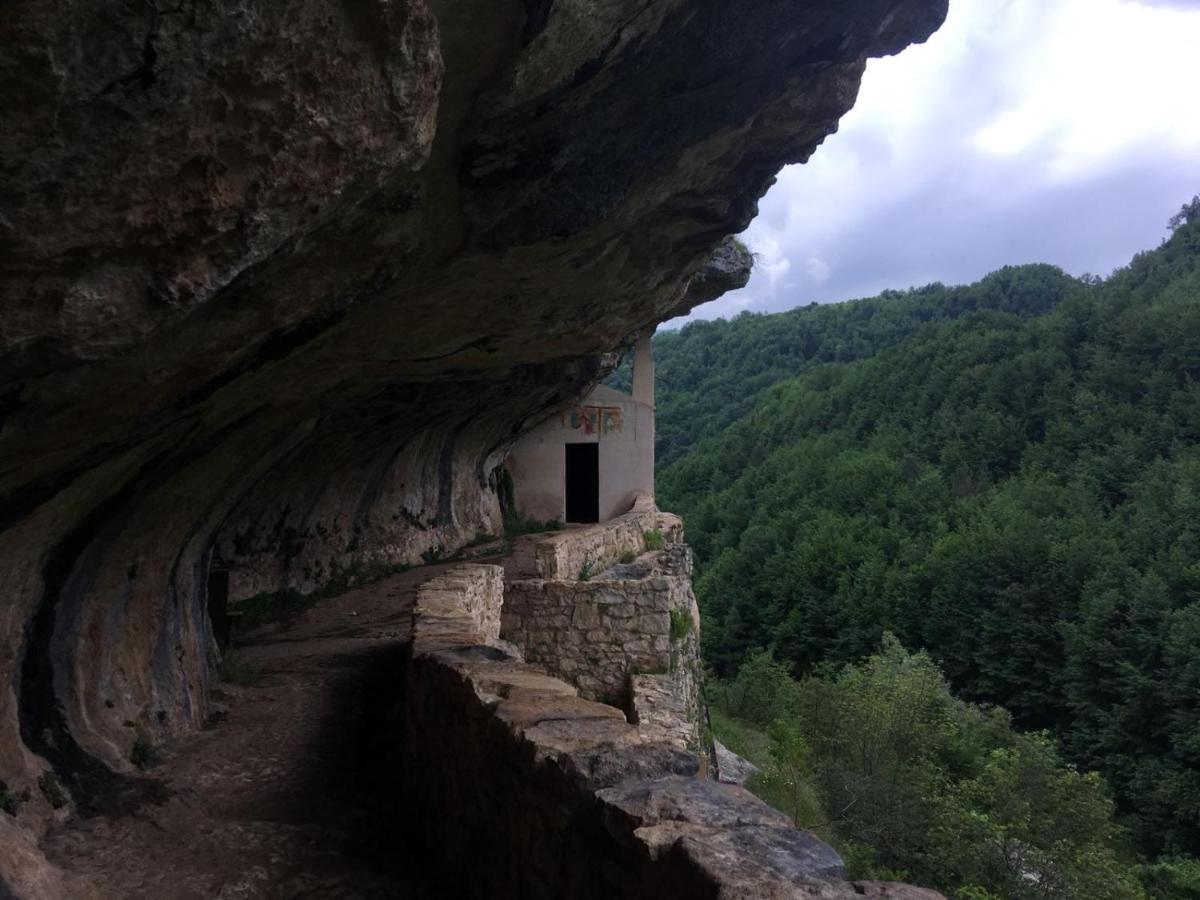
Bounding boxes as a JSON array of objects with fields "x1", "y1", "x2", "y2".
[{"x1": 1168, "y1": 194, "x2": 1200, "y2": 232}]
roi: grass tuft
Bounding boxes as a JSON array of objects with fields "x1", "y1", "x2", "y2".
[
  {"x1": 578, "y1": 556, "x2": 595, "y2": 582},
  {"x1": 669, "y1": 608, "x2": 693, "y2": 642}
]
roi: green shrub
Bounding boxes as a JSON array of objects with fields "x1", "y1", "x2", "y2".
[
  {"x1": 38, "y1": 773, "x2": 68, "y2": 810},
  {"x1": 1137, "y1": 857, "x2": 1200, "y2": 900},
  {"x1": 503, "y1": 507, "x2": 563, "y2": 537},
  {"x1": 669, "y1": 608, "x2": 692, "y2": 642},
  {"x1": 643, "y1": 529, "x2": 664, "y2": 551},
  {"x1": 719, "y1": 636, "x2": 1147, "y2": 900},
  {"x1": 618, "y1": 549, "x2": 638, "y2": 564},
  {"x1": 578, "y1": 556, "x2": 595, "y2": 581},
  {"x1": 0, "y1": 784, "x2": 22, "y2": 816},
  {"x1": 130, "y1": 737, "x2": 161, "y2": 771},
  {"x1": 723, "y1": 649, "x2": 796, "y2": 727}
]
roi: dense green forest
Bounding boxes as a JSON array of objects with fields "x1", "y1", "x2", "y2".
[{"x1": 646, "y1": 206, "x2": 1200, "y2": 897}]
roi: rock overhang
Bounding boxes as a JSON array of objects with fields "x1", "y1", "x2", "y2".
[{"x1": 0, "y1": 0, "x2": 948, "y2": 892}]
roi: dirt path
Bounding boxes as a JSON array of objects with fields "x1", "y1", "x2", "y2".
[{"x1": 42, "y1": 566, "x2": 455, "y2": 899}]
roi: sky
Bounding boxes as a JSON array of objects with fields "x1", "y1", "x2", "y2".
[{"x1": 676, "y1": 0, "x2": 1200, "y2": 324}]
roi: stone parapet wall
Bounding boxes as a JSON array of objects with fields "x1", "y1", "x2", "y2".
[
  {"x1": 404, "y1": 565, "x2": 942, "y2": 900},
  {"x1": 413, "y1": 565, "x2": 504, "y2": 651},
  {"x1": 531, "y1": 495, "x2": 661, "y2": 581}
]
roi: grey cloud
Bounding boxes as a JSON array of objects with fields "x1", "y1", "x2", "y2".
[{"x1": 672, "y1": 1, "x2": 1200, "y2": 325}]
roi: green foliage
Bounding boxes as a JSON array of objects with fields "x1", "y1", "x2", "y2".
[
  {"x1": 643, "y1": 529, "x2": 665, "y2": 551},
  {"x1": 721, "y1": 649, "x2": 794, "y2": 727},
  {"x1": 1138, "y1": 857, "x2": 1200, "y2": 899},
  {"x1": 1169, "y1": 194, "x2": 1200, "y2": 232},
  {"x1": 578, "y1": 556, "x2": 595, "y2": 581},
  {"x1": 707, "y1": 705, "x2": 774, "y2": 768},
  {"x1": 502, "y1": 507, "x2": 563, "y2": 538},
  {"x1": 131, "y1": 737, "x2": 161, "y2": 771},
  {"x1": 0, "y1": 783, "x2": 22, "y2": 816},
  {"x1": 669, "y1": 608, "x2": 693, "y2": 642},
  {"x1": 38, "y1": 772, "x2": 67, "y2": 810},
  {"x1": 749, "y1": 719, "x2": 825, "y2": 832},
  {"x1": 657, "y1": 218, "x2": 1200, "y2": 856},
  {"x1": 644, "y1": 263, "x2": 1075, "y2": 470},
  {"x1": 715, "y1": 638, "x2": 1146, "y2": 900},
  {"x1": 618, "y1": 549, "x2": 638, "y2": 564}
]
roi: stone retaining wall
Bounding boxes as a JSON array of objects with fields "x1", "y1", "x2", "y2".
[
  {"x1": 403, "y1": 564, "x2": 942, "y2": 900},
  {"x1": 502, "y1": 546, "x2": 699, "y2": 708}
]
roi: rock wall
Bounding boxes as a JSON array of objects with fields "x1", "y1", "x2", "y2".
[
  {"x1": 404, "y1": 565, "x2": 943, "y2": 900},
  {"x1": 0, "y1": 0, "x2": 947, "y2": 888}
]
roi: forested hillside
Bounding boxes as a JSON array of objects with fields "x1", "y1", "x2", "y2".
[
  {"x1": 627, "y1": 264, "x2": 1077, "y2": 467},
  {"x1": 655, "y1": 211, "x2": 1200, "y2": 887}
]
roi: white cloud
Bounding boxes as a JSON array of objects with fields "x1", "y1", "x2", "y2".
[
  {"x1": 805, "y1": 256, "x2": 831, "y2": 285},
  {"x1": 672, "y1": 0, "x2": 1200, "y2": 324}
]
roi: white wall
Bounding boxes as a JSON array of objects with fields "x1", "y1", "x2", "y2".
[{"x1": 506, "y1": 385, "x2": 654, "y2": 523}]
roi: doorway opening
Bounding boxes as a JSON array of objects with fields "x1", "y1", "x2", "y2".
[
  {"x1": 565, "y1": 443, "x2": 599, "y2": 524},
  {"x1": 207, "y1": 552, "x2": 232, "y2": 652}
]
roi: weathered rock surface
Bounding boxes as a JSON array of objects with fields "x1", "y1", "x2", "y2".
[
  {"x1": 0, "y1": 0, "x2": 946, "y2": 892},
  {"x1": 715, "y1": 737, "x2": 761, "y2": 786}
]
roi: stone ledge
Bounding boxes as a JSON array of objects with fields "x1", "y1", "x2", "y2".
[
  {"x1": 529, "y1": 495, "x2": 664, "y2": 581},
  {"x1": 403, "y1": 565, "x2": 943, "y2": 899}
]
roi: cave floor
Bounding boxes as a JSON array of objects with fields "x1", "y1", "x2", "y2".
[{"x1": 41, "y1": 565, "x2": 460, "y2": 900}]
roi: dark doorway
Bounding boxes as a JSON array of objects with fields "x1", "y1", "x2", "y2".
[
  {"x1": 207, "y1": 553, "x2": 232, "y2": 652},
  {"x1": 565, "y1": 443, "x2": 599, "y2": 523}
]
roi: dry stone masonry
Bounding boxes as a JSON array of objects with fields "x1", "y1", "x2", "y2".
[
  {"x1": 404, "y1": 564, "x2": 943, "y2": 900},
  {"x1": 522, "y1": 494, "x2": 682, "y2": 581},
  {"x1": 502, "y1": 510, "x2": 701, "y2": 738}
]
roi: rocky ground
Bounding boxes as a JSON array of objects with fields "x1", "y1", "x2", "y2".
[{"x1": 39, "y1": 567, "x2": 454, "y2": 899}]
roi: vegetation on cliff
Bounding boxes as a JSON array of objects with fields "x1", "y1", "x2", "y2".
[
  {"x1": 711, "y1": 639, "x2": 1147, "y2": 899},
  {"x1": 655, "y1": 208, "x2": 1200, "y2": 894}
]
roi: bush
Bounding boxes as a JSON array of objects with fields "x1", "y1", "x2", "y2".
[
  {"x1": 723, "y1": 649, "x2": 795, "y2": 727},
  {"x1": 1137, "y1": 857, "x2": 1200, "y2": 899},
  {"x1": 643, "y1": 529, "x2": 665, "y2": 551},
  {"x1": 719, "y1": 636, "x2": 1147, "y2": 900},
  {"x1": 618, "y1": 549, "x2": 638, "y2": 564},
  {"x1": 669, "y1": 608, "x2": 692, "y2": 642},
  {"x1": 578, "y1": 556, "x2": 595, "y2": 581},
  {"x1": 38, "y1": 772, "x2": 68, "y2": 810},
  {"x1": 0, "y1": 784, "x2": 22, "y2": 816},
  {"x1": 131, "y1": 737, "x2": 161, "y2": 771},
  {"x1": 503, "y1": 507, "x2": 563, "y2": 538}
]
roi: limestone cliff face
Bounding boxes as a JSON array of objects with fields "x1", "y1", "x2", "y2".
[{"x1": 0, "y1": 0, "x2": 946, "y2": 890}]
